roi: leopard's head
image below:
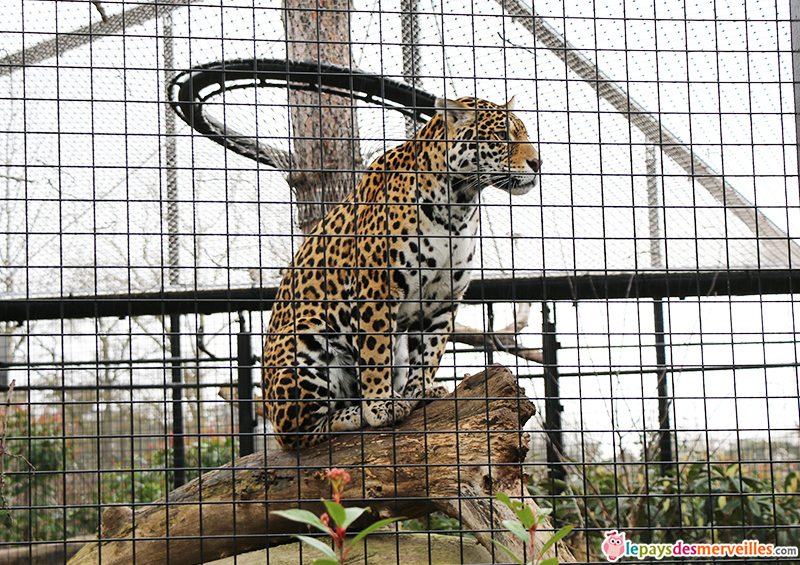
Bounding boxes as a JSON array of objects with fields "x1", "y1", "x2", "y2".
[{"x1": 433, "y1": 96, "x2": 541, "y2": 195}]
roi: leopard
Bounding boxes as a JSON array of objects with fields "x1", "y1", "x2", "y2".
[{"x1": 262, "y1": 95, "x2": 541, "y2": 449}]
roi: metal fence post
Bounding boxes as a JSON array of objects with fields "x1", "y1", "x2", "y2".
[
  {"x1": 542, "y1": 302, "x2": 565, "y2": 490},
  {"x1": 653, "y1": 299, "x2": 674, "y2": 475},
  {"x1": 170, "y1": 313, "x2": 186, "y2": 489},
  {"x1": 646, "y1": 144, "x2": 675, "y2": 475},
  {"x1": 0, "y1": 332, "x2": 8, "y2": 389},
  {"x1": 237, "y1": 316, "x2": 255, "y2": 456},
  {"x1": 163, "y1": 7, "x2": 185, "y2": 490},
  {"x1": 485, "y1": 302, "x2": 495, "y2": 366}
]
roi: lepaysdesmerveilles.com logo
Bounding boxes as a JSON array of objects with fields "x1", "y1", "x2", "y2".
[{"x1": 601, "y1": 530, "x2": 799, "y2": 561}]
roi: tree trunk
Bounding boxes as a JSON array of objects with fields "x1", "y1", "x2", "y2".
[
  {"x1": 284, "y1": 0, "x2": 362, "y2": 234},
  {"x1": 67, "y1": 365, "x2": 576, "y2": 565}
]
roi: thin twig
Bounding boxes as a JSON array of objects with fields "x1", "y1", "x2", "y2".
[
  {"x1": 0, "y1": 174, "x2": 32, "y2": 183},
  {"x1": 1, "y1": 380, "x2": 35, "y2": 522},
  {"x1": 92, "y1": 1, "x2": 110, "y2": 23}
]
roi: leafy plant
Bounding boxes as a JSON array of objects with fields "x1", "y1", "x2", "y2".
[
  {"x1": 402, "y1": 511, "x2": 470, "y2": 537},
  {"x1": 1, "y1": 404, "x2": 237, "y2": 545},
  {"x1": 100, "y1": 437, "x2": 236, "y2": 506},
  {"x1": 492, "y1": 492, "x2": 574, "y2": 565},
  {"x1": 1, "y1": 396, "x2": 75, "y2": 541},
  {"x1": 529, "y1": 461, "x2": 800, "y2": 561},
  {"x1": 273, "y1": 468, "x2": 404, "y2": 565},
  {"x1": 0, "y1": 381, "x2": 34, "y2": 524}
]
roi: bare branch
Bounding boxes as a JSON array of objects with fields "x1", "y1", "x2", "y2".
[
  {"x1": 451, "y1": 303, "x2": 543, "y2": 364},
  {"x1": 92, "y1": 2, "x2": 110, "y2": 23},
  {"x1": 0, "y1": 174, "x2": 32, "y2": 183}
]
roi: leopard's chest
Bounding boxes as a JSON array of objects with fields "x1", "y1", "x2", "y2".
[{"x1": 393, "y1": 201, "x2": 479, "y2": 329}]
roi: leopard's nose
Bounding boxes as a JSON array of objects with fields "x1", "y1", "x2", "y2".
[{"x1": 527, "y1": 158, "x2": 542, "y2": 172}]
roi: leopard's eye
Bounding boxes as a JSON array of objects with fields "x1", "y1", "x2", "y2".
[{"x1": 496, "y1": 129, "x2": 510, "y2": 141}]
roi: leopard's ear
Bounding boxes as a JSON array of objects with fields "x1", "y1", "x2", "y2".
[
  {"x1": 505, "y1": 95, "x2": 516, "y2": 111},
  {"x1": 435, "y1": 97, "x2": 475, "y2": 128}
]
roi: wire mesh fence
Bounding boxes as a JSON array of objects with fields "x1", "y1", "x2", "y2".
[{"x1": 1, "y1": 0, "x2": 799, "y2": 563}]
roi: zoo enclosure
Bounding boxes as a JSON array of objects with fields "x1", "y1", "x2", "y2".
[{"x1": 2, "y1": 0, "x2": 800, "y2": 563}]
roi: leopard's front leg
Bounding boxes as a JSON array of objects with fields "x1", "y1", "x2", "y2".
[
  {"x1": 357, "y1": 302, "x2": 417, "y2": 428},
  {"x1": 404, "y1": 302, "x2": 458, "y2": 400}
]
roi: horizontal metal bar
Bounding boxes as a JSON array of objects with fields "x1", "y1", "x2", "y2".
[
  {"x1": 0, "y1": 287, "x2": 279, "y2": 322},
  {"x1": 3, "y1": 270, "x2": 798, "y2": 323},
  {"x1": 0, "y1": 381, "x2": 241, "y2": 393}
]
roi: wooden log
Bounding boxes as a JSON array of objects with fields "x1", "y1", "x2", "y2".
[{"x1": 68, "y1": 365, "x2": 575, "y2": 565}]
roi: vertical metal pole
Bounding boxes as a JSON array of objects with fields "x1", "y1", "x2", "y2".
[
  {"x1": 653, "y1": 299, "x2": 673, "y2": 475},
  {"x1": 237, "y1": 316, "x2": 255, "y2": 456},
  {"x1": 485, "y1": 303, "x2": 494, "y2": 366},
  {"x1": 170, "y1": 313, "x2": 186, "y2": 488},
  {"x1": 791, "y1": 0, "x2": 800, "y2": 170},
  {"x1": 646, "y1": 146, "x2": 662, "y2": 269},
  {"x1": 163, "y1": 13, "x2": 179, "y2": 278},
  {"x1": 163, "y1": 11, "x2": 185, "y2": 488},
  {"x1": 646, "y1": 144, "x2": 674, "y2": 474},
  {"x1": 0, "y1": 333, "x2": 8, "y2": 389},
  {"x1": 401, "y1": 0, "x2": 421, "y2": 138},
  {"x1": 542, "y1": 303, "x2": 565, "y2": 490}
]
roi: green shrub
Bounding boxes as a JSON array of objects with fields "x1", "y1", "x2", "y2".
[
  {"x1": 529, "y1": 462, "x2": 800, "y2": 561},
  {"x1": 1, "y1": 406, "x2": 236, "y2": 544},
  {"x1": 1, "y1": 409, "x2": 83, "y2": 542},
  {"x1": 403, "y1": 512, "x2": 469, "y2": 536},
  {"x1": 102, "y1": 436, "x2": 237, "y2": 505}
]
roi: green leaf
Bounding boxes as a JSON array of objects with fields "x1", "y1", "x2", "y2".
[
  {"x1": 311, "y1": 559, "x2": 342, "y2": 565},
  {"x1": 489, "y1": 539, "x2": 524, "y2": 565},
  {"x1": 272, "y1": 509, "x2": 331, "y2": 536},
  {"x1": 349, "y1": 516, "x2": 405, "y2": 545},
  {"x1": 496, "y1": 492, "x2": 513, "y2": 508},
  {"x1": 498, "y1": 493, "x2": 525, "y2": 513},
  {"x1": 539, "y1": 558, "x2": 559, "y2": 565},
  {"x1": 720, "y1": 498, "x2": 741, "y2": 516},
  {"x1": 323, "y1": 500, "x2": 347, "y2": 528},
  {"x1": 293, "y1": 535, "x2": 337, "y2": 560},
  {"x1": 545, "y1": 478, "x2": 568, "y2": 491},
  {"x1": 785, "y1": 472, "x2": 798, "y2": 493},
  {"x1": 497, "y1": 493, "x2": 537, "y2": 529},
  {"x1": 516, "y1": 505, "x2": 535, "y2": 529},
  {"x1": 538, "y1": 524, "x2": 574, "y2": 557},
  {"x1": 341, "y1": 506, "x2": 369, "y2": 530},
  {"x1": 502, "y1": 519, "x2": 531, "y2": 543}
]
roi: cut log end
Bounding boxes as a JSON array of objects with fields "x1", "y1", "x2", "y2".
[{"x1": 100, "y1": 506, "x2": 132, "y2": 539}]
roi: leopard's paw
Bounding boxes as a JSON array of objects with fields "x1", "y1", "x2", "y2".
[
  {"x1": 425, "y1": 385, "x2": 450, "y2": 399},
  {"x1": 363, "y1": 398, "x2": 416, "y2": 428}
]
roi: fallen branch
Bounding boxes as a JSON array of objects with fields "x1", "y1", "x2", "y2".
[{"x1": 69, "y1": 365, "x2": 575, "y2": 565}]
